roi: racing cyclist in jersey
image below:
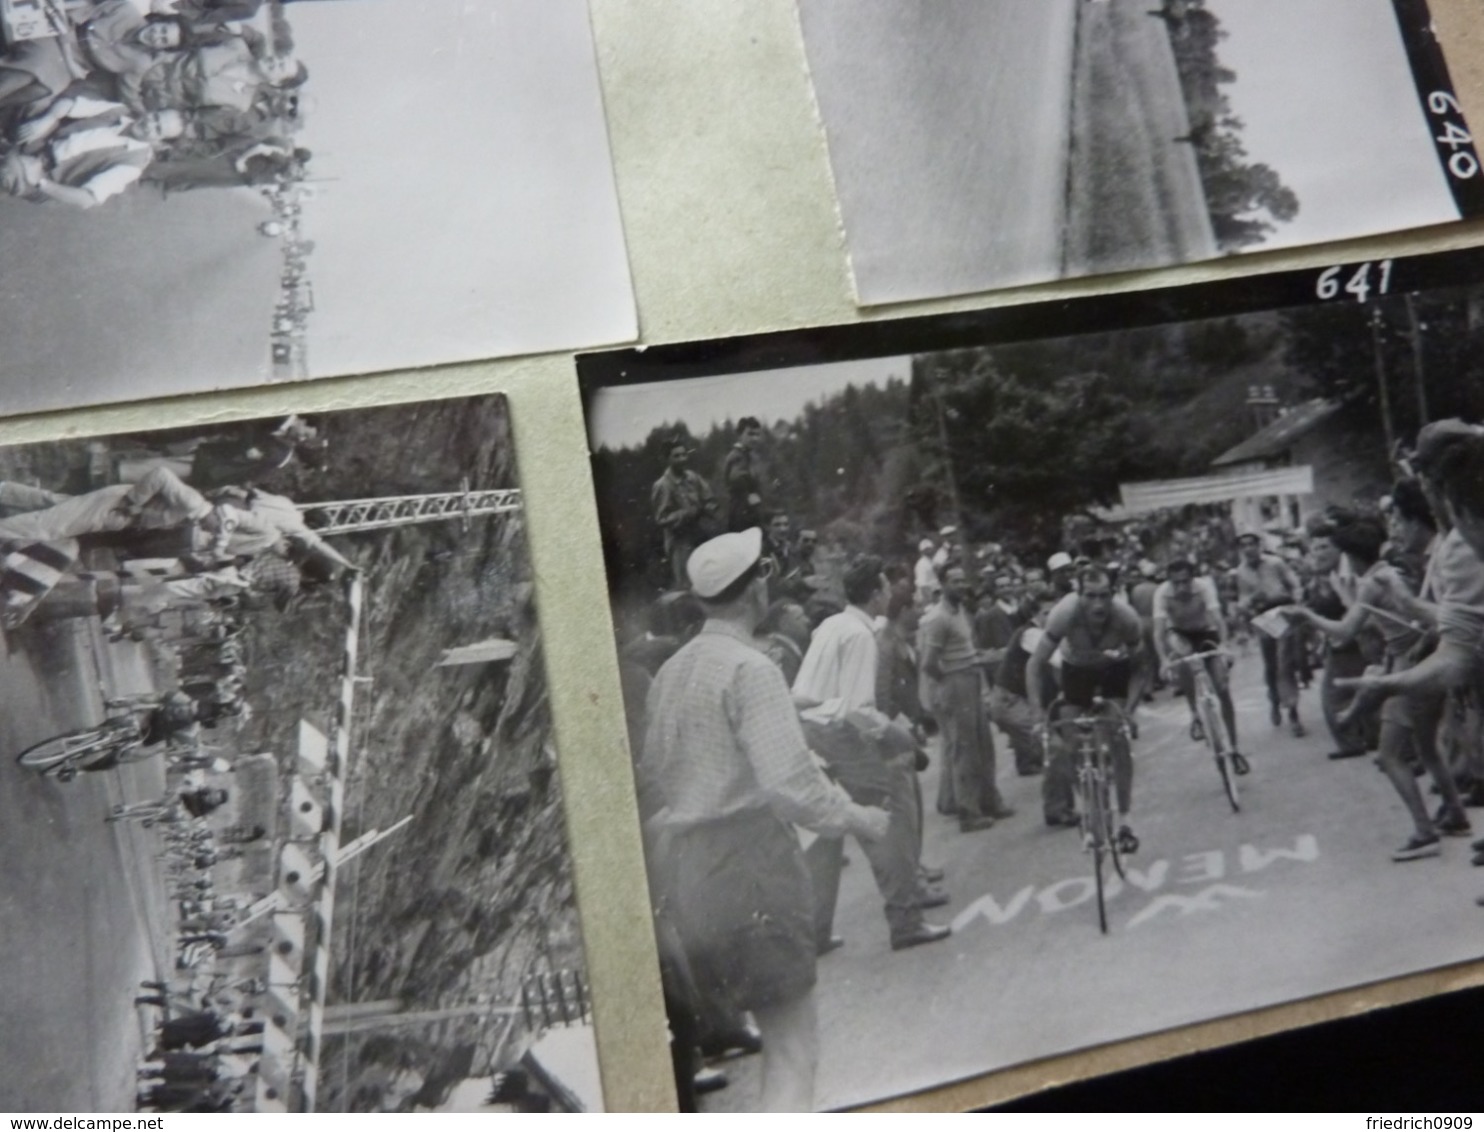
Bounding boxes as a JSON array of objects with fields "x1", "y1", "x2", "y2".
[
  {"x1": 1153, "y1": 557, "x2": 1248, "y2": 775},
  {"x1": 80, "y1": 688, "x2": 204, "y2": 772},
  {"x1": 1027, "y1": 564, "x2": 1146, "y2": 855}
]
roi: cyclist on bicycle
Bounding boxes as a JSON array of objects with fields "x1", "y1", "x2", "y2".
[
  {"x1": 79, "y1": 689, "x2": 204, "y2": 772},
  {"x1": 1027, "y1": 564, "x2": 1145, "y2": 854},
  {"x1": 1152, "y1": 557, "x2": 1247, "y2": 775}
]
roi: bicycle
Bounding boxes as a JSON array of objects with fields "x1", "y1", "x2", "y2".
[
  {"x1": 1040, "y1": 697, "x2": 1131, "y2": 934},
  {"x1": 15, "y1": 714, "x2": 149, "y2": 781},
  {"x1": 1172, "y1": 649, "x2": 1243, "y2": 814}
]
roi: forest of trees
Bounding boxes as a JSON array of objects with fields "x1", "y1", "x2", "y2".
[
  {"x1": 590, "y1": 285, "x2": 1484, "y2": 602},
  {"x1": 1282, "y1": 284, "x2": 1484, "y2": 443},
  {"x1": 1155, "y1": 0, "x2": 1301, "y2": 250}
]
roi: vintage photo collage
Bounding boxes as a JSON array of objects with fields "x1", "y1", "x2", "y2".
[{"x1": 3, "y1": 0, "x2": 1484, "y2": 1115}]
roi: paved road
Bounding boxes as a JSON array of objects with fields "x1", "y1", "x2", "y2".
[
  {"x1": 0, "y1": 618, "x2": 167, "y2": 1112},
  {"x1": 1063, "y1": 0, "x2": 1216, "y2": 276},
  {"x1": 798, "y1": 0, "x2": 1080, "y2": 303},
  {"x1": 705, "y1": 649, "x2": 1484, "y2": 1111},
  {"x1": 0, "y1": 187, "x2": 279, "y2": 416}
]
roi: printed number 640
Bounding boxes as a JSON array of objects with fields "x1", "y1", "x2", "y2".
[{"x1": 1428, "y1": 91, "x2": 1480, "y2": 179}]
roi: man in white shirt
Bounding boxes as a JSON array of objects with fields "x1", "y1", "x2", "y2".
[
  {"x1": 913, "y1": 538, "x2": 939, "y2": 605},
  {"x1": 794, "y1": 555, "x2": 949, "y2": 951}
]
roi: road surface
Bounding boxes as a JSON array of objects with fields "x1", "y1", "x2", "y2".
[
  {"x1": 704, "y1": 649, "x2": 1484, "y2": 1111},
  {"x1": 0, "y1": 617, "x2": 169, "y2": 1112},
  {"x1": 0, "y1": 186, "x2": 279, "y2": 416},
  {"x1": 798, "y1": 0, "x2": 1080, "y2": 302}
]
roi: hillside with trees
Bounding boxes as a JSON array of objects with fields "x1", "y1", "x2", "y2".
[
  {"x1": 1153, "y1": 0, "x2": 1300, "y2": 250},
  {"x1": 594, "y1": 283, "x2": 1484, "y2": 598}
]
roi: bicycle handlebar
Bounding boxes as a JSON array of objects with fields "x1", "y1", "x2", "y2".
[{"x1": 1035, "y1": 696, "x2": 1131, "y2": 741}]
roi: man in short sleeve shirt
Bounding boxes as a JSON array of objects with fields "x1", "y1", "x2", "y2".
[
  {"x1": 642, "y1": 528, "x2": 889, "y2": 1111},
  {"x1": 1234, "y1": 531, "x2": 1306, "y2": 736},
  {"x1": 921, "y1": 564, "x2": 1013, "y2": 831}
]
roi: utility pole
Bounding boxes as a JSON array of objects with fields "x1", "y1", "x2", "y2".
[
  {"x1": 1404, "y1": 294, "x2": 1430, "y2": 427},
  {"x1": 1370, "y1": 307, "x2": 1396, "y2": 454},
  {"x1": 928, "y1": 363, "x2": 964, "y2": 533}
]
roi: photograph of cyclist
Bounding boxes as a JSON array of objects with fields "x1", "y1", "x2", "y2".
[
  {"x1": 0, "y1": 0, "x2": 636, "y2": 415},
  {"x1": 1027, "y1": 564, "x2": 1146, "y2": 856},
  {"x1": 580, "y1": 246, "x2": 1484, "y2": 1112},
  {"x1": 796, "y1": 0, "x2": 1479, "y2": 304},
  {"x1": 1152, "y1": 557, "x2": 1245, "y2": 775},
  {"x1": 1, "y1": 395, "x2": 603, "y2": 1113}
]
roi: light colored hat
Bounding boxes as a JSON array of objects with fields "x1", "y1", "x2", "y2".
[
  {"x1": 687, "y1": 528, "x2": 763, "y2": 599},
  {"x1": 1047, "y1": 551, "x2": 1073, "y2": 572},
  {"x1": 939, "y1": 525, "x2": 957, "y2": 537},
  {"x1": 1236, "y1": 530, "x2": 1262, "y2": 544},
  {"x1": 918, "y1": 538, "x2": 934, "y2": 552},
  {"x1": 1138, "y1": 558, "x2": 1158, "y2": 578}
]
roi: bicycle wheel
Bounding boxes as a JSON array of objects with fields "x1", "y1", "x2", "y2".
[
  {"x1": 1201, "y1": 693, "x2": 1239, "y2": 813},
  {"x1": 1085, "y1": 768, "x2": 1110, "y2": 934},
  {"x1": 1097, "y1": 736, "x2": 1127, "y2": 882},
  {"x1": 1102, "y1": 771, "x2": 1126, "y2": 882},
  {"x1": 16, "y1": 726, "x2": 116, "y2": 776}
]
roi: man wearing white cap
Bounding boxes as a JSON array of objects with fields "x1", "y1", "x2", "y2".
[
  {"x1": 1047, "y1": 551, "x2": 1075, "y2": 597},
  {"x1": 933, "y1": 526, "x2": 957, "y2": 572},
  {"x1": 641, "y1": 527, "x2": 890, "y2": 1111}
]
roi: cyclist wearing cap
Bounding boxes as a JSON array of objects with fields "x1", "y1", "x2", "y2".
[
  {"x1": 1027, "y1": 564, "x2": 1145, "y2": 854},
  {"x1": 1153, "y1": 558, "x2": 1246, "y2": 775}
]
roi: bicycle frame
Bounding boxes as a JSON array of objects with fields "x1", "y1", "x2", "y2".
[
  {"x1": 1173, "y1": 649, "x2": 1240, "y2": 812},
  {"x1": 1040, "y1": 697, "x2": 1130, "y2": 934}
]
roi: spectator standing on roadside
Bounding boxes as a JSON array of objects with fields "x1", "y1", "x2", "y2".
[
  {"x1": 723, "y1": 418, "x2": 768, "y2": 532},
  {"x1": 651, "y1": 438, "x2": 718, "y2": 590},
  {"x1": 641, "y1": 529, "x2": 889, "y2": 1111}
]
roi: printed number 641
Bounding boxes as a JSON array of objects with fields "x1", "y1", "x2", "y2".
[{"x1": 1316, "y1": 261, "x2": 1392, "y2": 303}]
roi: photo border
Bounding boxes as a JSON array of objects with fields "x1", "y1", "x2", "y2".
[{"x1": 577, "y1": 243, "x2": 1484, "y2": 1111}]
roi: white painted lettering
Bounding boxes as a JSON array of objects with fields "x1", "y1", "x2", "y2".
[
  {"x1": 1037, "y1": 877, "x2": 1096, "y2": 913},
  {"x1": 1178, "y1": 851, "x2": 1225, "y2": 885},
  {"x1": 1127, "y1": 883, "x2": 1263, "y2": 929},
  {"x1": 1239, "y1": 835, "x2": 1319, "y2": 873},
  {"x1": 951, "y1": 886, "x2": 1036, "y2": 931},
  {"x1": 1121, "y1": 860, "x2": 1170, "y2": 892}
]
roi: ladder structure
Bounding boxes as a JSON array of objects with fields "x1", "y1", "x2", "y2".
[
  {"x1": 253, "y1": 482, "x2": 523, "y2": 1111},
  {"x1": 296, "y1": 487, "x2": 523, "y2": 536}
]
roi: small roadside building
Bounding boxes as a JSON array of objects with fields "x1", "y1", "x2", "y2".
[{"x1": 1210, "y1": 397, "x2": 1389, "y2": 532}]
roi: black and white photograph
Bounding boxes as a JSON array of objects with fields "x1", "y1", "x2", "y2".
[
  {"x1": 0, "y1": 394, "x2": 603, "y2": 1113},
  {"x1": 580, "y1": 246, "x2": 1484, "y2": 1110},
  {"x1": 798, "y1": 0, "x2": 1483, "y2": 304},
  {"x1": 0, "y1": 0, "x2": 635, "y2": 415}
]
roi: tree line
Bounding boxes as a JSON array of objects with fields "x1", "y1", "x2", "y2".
[
  {"x1": 1153, "y1": 0, "x2": 1301, "y2": 250},
  {"x1": 590, "y1": 288, "x2": 1484, "y2": 598}
]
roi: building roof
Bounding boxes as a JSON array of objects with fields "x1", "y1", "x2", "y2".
[{"x1": 1211, "y1": 398, "x2": 1343, "y2": 468}]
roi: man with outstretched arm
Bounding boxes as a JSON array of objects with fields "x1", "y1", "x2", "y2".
[{"x1": 641, "y1": 528, "x2": 890, "y2": 1111}]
